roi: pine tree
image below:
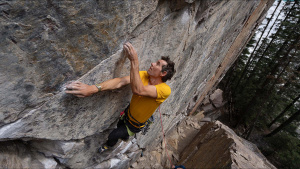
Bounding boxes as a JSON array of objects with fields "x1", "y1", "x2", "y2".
[
  {"x1": 266, "y1": 109, "x2": 300, "y2": 137},
  {"x1": 268, "y1": 94, "x2": 300, "y2": 128}
]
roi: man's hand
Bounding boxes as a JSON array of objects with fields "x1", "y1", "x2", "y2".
[
  {"x1": 123, "y1": 42, "x2": 138, "y2": 61},
  {"x1": 65, "y1": 81, "x2": 98, "y2": 97}
]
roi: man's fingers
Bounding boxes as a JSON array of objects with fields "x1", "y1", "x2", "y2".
[
  {"x1": 66, "y1": 81, "x2": 81, "y2": 88},
  {"x1": 65, "y1": 90, "x2": 82, "y2": 95},
  {"x1": 126, "y1": 43, "x2": 133, "y2": 49},
  {"x1": 124, "y1": 45, "x2": 129, "y2": 51},
  {"x1": 125, "y1": 44, "x2": 131, "y2": 50},
  {"x1": 71, "y1": 86, "x2": 81, "y2": 90},
  {"x1": 124, "y1": 43, "x2": 132, "y2": 50},
  {"x1": 65, "y1": 90, "x2": 74, "y2": 94},
  {"x1": 72, "y1": 84, "x2": 81, "y2": 88},
  {"x1": 68, "y1": 81, "x2": 81, "y2": 86},
  {"x1": 66, "y1": 84, "x2": 82, "y2": 90},
  {"x1": 124, "y1": 46, "x2": 131, "y2": 55},
  {"x1": 125, "y1": 42, "x2": 132, "y2": 46},
  {"x1": 65, "y1": 81, "x2": 89, "y2": 97},
  {"x1": 125, "y1": 45, "x2": 133, "y2": 54},
  {"x1": 74, "y1": 81, "x2": 82, "y2": 85}
]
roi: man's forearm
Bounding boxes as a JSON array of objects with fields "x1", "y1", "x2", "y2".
[
  {"x1": 130, "y1": 59, "x2": 144, "y2": 94},
  {"x1": 65, "y1": 76, "x2": 129, "y2": 97},
  {"x1": 123, "y1": 42, "x2": 144, "y2": 95},
  {"x1": 97, "y1": 77, "x2": 127, "y2": 92}
]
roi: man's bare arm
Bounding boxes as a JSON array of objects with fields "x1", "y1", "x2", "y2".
[
  {"x1": 65, "y1": 76, "x2": 130, "y2": 97},
  {"x1": 123, "y1": 42, "x2": 157, "y2": 98},
  {"x1": 99, "y1": 76, "x2": 130, "y2": 91}
]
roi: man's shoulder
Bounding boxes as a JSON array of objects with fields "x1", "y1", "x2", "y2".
[
  {"x1": 157, "y1": 82, "x2": 170, "y2": 87},
  {"x1": 139, "y1": 70, "x2": 148, "y2": 77},
  {"x1": 156, "y1": 82, "x2": 171, "y2": 94},
  {"x1": 155, "y1": 82, "x2": 171, "y2": 101}
]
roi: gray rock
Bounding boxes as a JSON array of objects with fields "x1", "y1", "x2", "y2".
[
  {"x1": 209, "y1": 89, "x2": 223, "y2": 107},
  {"x1": 201, "y1": 89, "x2": 224, "y2": 112},
  {"x1": 179, "y1": 121, "x2": 276, "y2": 169},
  {"x1": 0, "y1": 0, "x2": 269, "y2": 141},
  {"x1": 0, "y1": 0, "x2": 158, "y2": 129},
  {"x1": 200, "y1": 117, "x2": 212, "y2": 122},
  {"x1": 0, "y1": 141, "x2": 57, "y2": 168},
  {"x1": 30, "y1": 139, "x2": 85, "y2": 158},
  {"x1": 0, "y1": 0, "x2": 274, "y2": 168}
]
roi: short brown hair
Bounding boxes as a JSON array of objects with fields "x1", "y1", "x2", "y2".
[{"x1": 161, "y1": 56, "x2": 176, "y2": 82}]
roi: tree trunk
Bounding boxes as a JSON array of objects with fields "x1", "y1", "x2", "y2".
[
  {"x1": 224, "y1": 62, "x2": 237, "y2": 91},
  {"x1": 264, "y1": 1, "x2": 286, "y2": 39},
  {"x1": 265, "y1": 69, "x2": 294, "y2": 113},
  {"x1": 267, "y1": 94, "x2": 300, "y2": 128},
  {"x1": 235, "y1": 35, "x2": 300, "y2": 128},
  {"x1": 264, "y1": 66, "x2": 299, "y2": 115},
  {"x1": 266, "y1": 109, "x2": 300, "y2": 137},
  {"x1": 242, "y1": 37, "x2": 297, "y2": 112},
  {"x1": 244, "y1": 60, "x2": 291, "y2": 139},
  {"x1": 242, "y1": 2, "x2": 297, "y2": 84}
]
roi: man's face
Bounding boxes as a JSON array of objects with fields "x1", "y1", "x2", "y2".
[{"x1": 147, "y1": 59, "x2": 168, "y2": 78}]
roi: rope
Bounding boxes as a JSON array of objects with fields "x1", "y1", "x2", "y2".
[{"x1": 159, "y1": 106, "x2": 173, "y2": 168}]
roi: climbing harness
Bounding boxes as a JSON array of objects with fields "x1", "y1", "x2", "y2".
[
  {"x1": 119, "y1": 105, "x2": 146, "y2": 136},
  {"x1": 121, "y1": 105, "x2": 146, "y2": 128},
  {"x1": 141, "y1": 115, "x2": 155, "y2": 135}
]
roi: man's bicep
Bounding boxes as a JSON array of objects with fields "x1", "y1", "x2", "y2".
[{"x1": 139, "y1": 85, "x2": 157, "y2": 98}]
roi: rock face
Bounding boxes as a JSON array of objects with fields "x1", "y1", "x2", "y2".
[
  {"x1": 179, "y1": 121, "x2": 276, "y2": 169},
  {"x1": 0, "y1": 141, "x2": 57, "y2": 168},
  {"x1": 132, "y1": 110, "x2": 275, "y2": 169},
  {"x1": 0, "y1": 0, "x2": 273, "y2": 168}
]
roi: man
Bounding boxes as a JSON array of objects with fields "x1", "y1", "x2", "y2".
[{"x1": 65, "y1": 42, "x2": 175, "y2": 153}]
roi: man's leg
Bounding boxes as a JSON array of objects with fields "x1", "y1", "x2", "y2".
[{"x1": 106, "y1": 120, "x2": 129, "y2": 147}]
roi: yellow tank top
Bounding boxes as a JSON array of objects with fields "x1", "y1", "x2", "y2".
[{"x1": 129, "y1": 71, "x2": 171, "y2": 126}]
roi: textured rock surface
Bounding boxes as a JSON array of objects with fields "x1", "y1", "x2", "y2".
[
  {"x1": 132, "y1": 104, "x2": 275, "y2": 169},
  {"x1": 0, "y1": 141, "x2": 57, "y2": 168},
  {"x1": 178, "y1": 121, "x2": 276, "y2": 169},
  {"x1": 132, "y1": 89, "x2": 221, "y2": 168},
  {"x1": 198, "y1": 88, "x2": 225, "y2": 120},
  {"x1": 0, "y1": 0, "x2": 274, "y2": 168}
]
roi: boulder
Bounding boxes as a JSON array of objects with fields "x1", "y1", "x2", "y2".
[
  {"x1": 179, "y1": 121, "x2": 276, "y2": 169},
  {"x1": 0, "y1": 141, "x2": 57, "y2": 169}
]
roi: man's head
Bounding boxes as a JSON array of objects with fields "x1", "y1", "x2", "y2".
[{"x1": 147, "y1": 56, "x2": 176, "y2": 82}]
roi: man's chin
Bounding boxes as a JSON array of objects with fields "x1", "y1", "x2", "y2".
[{"x1": 147, "y1": 69, "x2": 151, "y2": 75}]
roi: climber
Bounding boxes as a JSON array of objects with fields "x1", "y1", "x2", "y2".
[{"x1": 65, "y1": 42, "x2": 176, "y2": 153}]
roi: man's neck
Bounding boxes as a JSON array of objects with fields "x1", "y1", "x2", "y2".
[{"x1": 148, "y1": 76, "x2": 163, "y2": 85}]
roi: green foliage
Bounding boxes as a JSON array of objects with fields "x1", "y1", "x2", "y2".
[
  {"x1": 264, "y1": 132, "x2": 300, "y2": 169},
  {"x1": 219, "y1": 1, "x2": 300, "y2": 168},
  {"x1": 228, "y1": 0, "x2": 299, "y2": 126}
]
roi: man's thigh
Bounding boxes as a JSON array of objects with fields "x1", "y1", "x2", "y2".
[{"x1": 110, "y1": 121, "x2": 129, "y2": 140}]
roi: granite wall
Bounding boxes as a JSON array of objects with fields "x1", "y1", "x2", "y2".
[{"x1": 0, "y1": 0, "x2": 273, "y2": 168}]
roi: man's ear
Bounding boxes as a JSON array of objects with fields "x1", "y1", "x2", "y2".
[{"x1": 161, "y1": 71, "x2": 167, "y2": 77}]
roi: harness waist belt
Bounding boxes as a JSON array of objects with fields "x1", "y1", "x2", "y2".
[{"x1": 124, "y1": 105, "x2": 146, "y2": 128}]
